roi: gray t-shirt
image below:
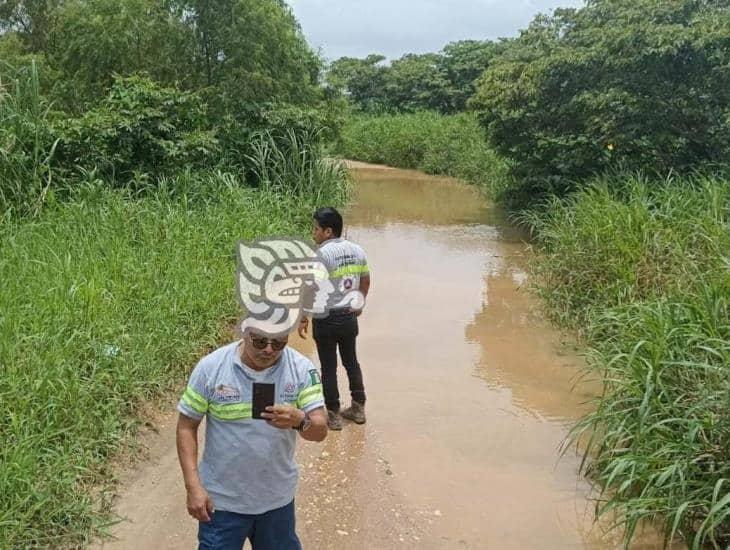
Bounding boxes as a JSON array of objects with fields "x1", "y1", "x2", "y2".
[
  {"x1": 178, "y1": 342, "x2": 324, "y2": 514},
  {"x1": 318, "y1": 237, "x2": 369, "y2": 315}
]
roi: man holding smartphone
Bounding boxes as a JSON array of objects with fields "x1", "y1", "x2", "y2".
[
  {"x1": 299, "y1": 207, "x2": 371, "y2": 431},
  {"x1": 176, "y1": 328, "x2": 327, "y2": 550}
]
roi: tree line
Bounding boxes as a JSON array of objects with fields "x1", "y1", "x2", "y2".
[
  {"x1": 0, "y1": 0, "x2": 320, "y2": 108},
  {"x1": 329, "y1": 0, "x2": 730, "y2": 200},
  {"x1": 326, "y1": 40, "x2": 505, "y2": 114}
]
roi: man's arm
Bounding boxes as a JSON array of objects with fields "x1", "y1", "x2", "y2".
[
  {"x1": 298, "y1": 316, "x2": 309, "y2": 339},
  {"x1": 360, "y1": 274, "x2": 371, "y2": 300},
  {"x1": 354, "y1": 274, "x2": 371, "y2": 317},
  {"x1": 301, "y1": 406, "x2": 327, "y2": 442},
  {"x1": 176, "y1": 413, "x2": 214, "y2": 522}
]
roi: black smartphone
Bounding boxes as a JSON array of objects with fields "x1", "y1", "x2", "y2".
[{"x1": 252, "y1": 382, "x2": 275, "y2": 420}]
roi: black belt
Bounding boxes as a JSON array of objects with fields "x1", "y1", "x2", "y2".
[{"x1": 315, "y1": 308, "x2": 354, "y2": 320}]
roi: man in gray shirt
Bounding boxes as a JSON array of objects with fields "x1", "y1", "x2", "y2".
[
  {"x1": 177, "y1": 327, "x2": 327, "y2": 549},
  {"x1": 299, "y1": 207, "x2": 371, "y2": 431}
]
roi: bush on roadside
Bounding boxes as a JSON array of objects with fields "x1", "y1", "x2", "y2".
[
  {"x1": 522, "y1": 174, "x2": 730, "y2": 547},
  {"x1": 471, "y1": 1, "x2": 730, "y2": 201},
  {"x1": 56, "y1": 75, "x2": 220, "y2": 183}
]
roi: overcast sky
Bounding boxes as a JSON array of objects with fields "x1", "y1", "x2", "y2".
[{"x1": 287, "y1": 0, "x2": 584, "y2": 61}]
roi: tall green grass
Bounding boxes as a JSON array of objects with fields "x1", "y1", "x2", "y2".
[
  {"x1": 247, "y1": 128, "x2": 350, "y2": 204},
  {"x1": 336, "y1": 111, "x2": 512, "y2": 199},
  {"x1": 522, "y1": 175, "x2": 730, "y2": 548},
  {"x1": 522, "y1": 175, "x2": 729, "y2": 329},
  {"x1": 0, "y1": 62, "x2": 58, "y2": 217},
  {"x1": 0, "y1": 168, "x2": 346, "y2": 547}
]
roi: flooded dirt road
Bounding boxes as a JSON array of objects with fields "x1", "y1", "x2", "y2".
[{"x1": 97, "y1": 163, "x2": 668, "y2": 549}]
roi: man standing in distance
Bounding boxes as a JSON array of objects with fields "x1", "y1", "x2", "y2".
[
  {"x1": 177, "y1": 327, "x2": 327, "y2": 549},
  {"x1": 299, "y1": 207, "x2": 371, "y2": 430}
]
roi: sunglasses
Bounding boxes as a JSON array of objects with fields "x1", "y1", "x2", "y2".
[{"x1": 249, "y1": 334, "x2": 288, "y2": 351}]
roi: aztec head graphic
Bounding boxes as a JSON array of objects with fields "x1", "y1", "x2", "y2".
[{"x1": 236, "y1": 238, "x2": 364, "y2": 338}]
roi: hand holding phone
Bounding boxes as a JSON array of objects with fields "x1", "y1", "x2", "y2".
[{"x1": 252, "y1": 382, "x2": 275, "y2": 420}]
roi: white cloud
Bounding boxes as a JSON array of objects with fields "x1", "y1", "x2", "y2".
[{"x1": 287, "y1": 0, "x2": 584, "y2": 61}]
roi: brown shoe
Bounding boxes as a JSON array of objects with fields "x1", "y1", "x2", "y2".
[
  {"x1": 327, "y1": 410, "x2": 343, "y2": 431},
  {"x1": 340, "y1": 401, "x2": 366, "y2": 424}
]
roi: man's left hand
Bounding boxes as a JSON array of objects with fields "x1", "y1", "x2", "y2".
[
  {"x1": 298, "y1": 317, "x2": 309, "y2": 339},
  {"x1": 262, "y1": 405, "x2": 305, "y2": 429}
]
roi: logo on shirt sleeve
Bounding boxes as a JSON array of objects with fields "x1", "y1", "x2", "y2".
[
  {"x1": 309, "y1": 369, "x2": 321, "y2": 385},
  {"x1": 213, "y1": 384, "x2": 241, "y2": 401},
  {"x1": 282, "y1": 382, "x2": 298, "y2": 402}
]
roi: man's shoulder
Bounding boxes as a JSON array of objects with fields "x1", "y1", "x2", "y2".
[
  {"x1": 343, "y1": 238, "x2": 367, "y2": 258},
  {"x1": 195, "y1": 341, "x2": 238, "y2": 374},
  {"x1": 282, "y1": 347, "x2": 316, "y2": 375},
  {"x1": 321, "y1": 238, "x2": 366, "y2": 256},
  {"x1": 352, "y1": 242, "x2": 367, "y2": 260},
  {"x1": 346, "y1": 239, "x2": 365, "y2": 251}
]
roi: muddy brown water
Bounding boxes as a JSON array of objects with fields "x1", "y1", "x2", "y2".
[{"x1": 96, "y1": 162, "x2": 673, "y2": 549}]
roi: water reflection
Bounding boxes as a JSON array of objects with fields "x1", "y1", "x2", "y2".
[{"x1": 465, "y1": 262, "x2": 596, "y2": 422}]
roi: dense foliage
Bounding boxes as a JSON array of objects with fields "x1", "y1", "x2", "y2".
[
  {"x1": 0, "y1": 0, "x2": 341, "y2": 214},
  {"x1": 56, "y1": 76, "x2": 219, "y2": 181},
  {"x1": 327, "y1": 40, "x2": 504, "y2": 114},
  {"x1": 1, "y1": 0, "x2": 321, "y2": 108},
  {"x1": 472, "y1": 0, "x2": 730, "y2": 198}
]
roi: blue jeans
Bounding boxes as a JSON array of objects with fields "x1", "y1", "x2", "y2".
[{"x1": 198, "y1": 501, "x2": 301, "y2": 550}]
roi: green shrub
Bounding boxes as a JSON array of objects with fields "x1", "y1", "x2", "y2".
[
  {"x1": 337, "y1": 111, "x2": 511, "y2": 198},
  {"x1": 215, "y1": 101, "x2": 345, "y2": 167},
  {"x1": 55, "y1": 75, "x2": 219, "y2": 183},
  {"x1": 0, "y1": 34, "x2": 60, "y2": 94}
]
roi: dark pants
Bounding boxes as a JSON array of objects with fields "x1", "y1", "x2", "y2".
[
  {"x1": 313, "y1": 315, "x2": 366, "y2": 412},
  {"x1": 198, "y1": 501, "x2": 301, "y2": 550}
]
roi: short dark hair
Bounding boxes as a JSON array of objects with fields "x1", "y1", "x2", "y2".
[{"x1": 313, "y1": 207, "x2": 343, "y2": 237}]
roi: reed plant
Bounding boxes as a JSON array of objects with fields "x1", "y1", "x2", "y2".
[
  {"x1": 521, "y1": 175, "x2": 729, "y2": 330},
  {"x1": 0, "y1": 61, "x2": 59, "y2": 217},
  {"x1": 522, "y1": 174, "x2": 730, "y2": 548},
  {"x1": 247, "y1": 128, "x2": 350, "y2": 206},
  {"x1": 572, "y1": 283, "x2": 729, "y2": 548}
]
